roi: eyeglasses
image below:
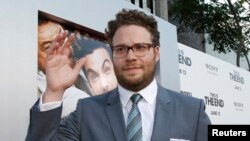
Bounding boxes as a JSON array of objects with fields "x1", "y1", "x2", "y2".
[{"x1": 111, "y1": 43, "x2": 156, "y2": 58}]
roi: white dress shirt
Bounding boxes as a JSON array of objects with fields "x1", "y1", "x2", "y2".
[{"x1": 118, "y1": 79, "x2": 158, "y2": 141}]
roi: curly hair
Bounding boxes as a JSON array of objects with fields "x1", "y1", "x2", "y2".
[{"x1": 105, "y1": 9, "x2": 160, "y2": 46}]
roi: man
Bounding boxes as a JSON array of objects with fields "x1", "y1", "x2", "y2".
[
  {"x1": 72, "y1": 37, "x2": 117, "y2": 95},
  {"x1": 38, "y1": 20, "x2": 89, "y2": 118},
  {"x1": 27, "y1": 9, "x2": 211, "y2": 141}
]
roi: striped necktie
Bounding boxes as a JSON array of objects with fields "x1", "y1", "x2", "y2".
[{"x1": 127, "y1": 94, "x2": 143, "y2": 141}]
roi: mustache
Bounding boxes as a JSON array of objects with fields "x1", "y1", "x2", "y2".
[{"x1": 123, "y1": 63, "x2": 142, "y2": 70}]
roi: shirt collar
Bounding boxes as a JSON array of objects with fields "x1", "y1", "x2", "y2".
[{"x1": 119, "y1": 79, "x2": 158, "y2": 108}]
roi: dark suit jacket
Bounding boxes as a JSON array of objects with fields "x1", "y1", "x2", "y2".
[{"x1": 26, "y1": 85, "x2": 211, "y2": 141}]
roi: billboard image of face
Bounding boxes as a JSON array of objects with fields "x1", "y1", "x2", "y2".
[
  {"x1": 72, "y1": 32, "x2": 117, "y2": 96},
  {"x1": 37, "y1": 17, "x2": 117, "y2": 97}
]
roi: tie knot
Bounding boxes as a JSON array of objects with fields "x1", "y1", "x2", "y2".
[{"x1": 130, "y1": 94, "x2": 142, "y2": 104}]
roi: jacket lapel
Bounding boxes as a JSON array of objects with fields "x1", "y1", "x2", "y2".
[
  {"x1": 105, "y1": 88, "x2": 128, "y2": 141},
  {"x1": 151, "y1": 85, "x2": 172, "y2": 141}
]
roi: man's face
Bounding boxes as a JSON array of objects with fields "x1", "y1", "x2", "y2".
[
  {"x1": 38, "y1": 21, "x2": 62, "y2": 72},
  {"x1": 112, "y1": 25, "x2": 160, "y2": 91},
  {"x1": 85, "y1": 48, "x2": 117, "y2": 95}
]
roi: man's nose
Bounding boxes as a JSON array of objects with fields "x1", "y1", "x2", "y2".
[
  {"x1": 100, "y1": 77, "x2": 110, "y2": 93},
  {"x1": 126, "y1": 48, "x2": 137, "y2": 59}
]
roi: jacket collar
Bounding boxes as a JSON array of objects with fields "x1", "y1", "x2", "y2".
[
  {"x1": 104, "y1": 85, "x2": 173, "y2": 141},
  {"x1": 105, "y1": 88, "x2": 128, "y2": 141}
]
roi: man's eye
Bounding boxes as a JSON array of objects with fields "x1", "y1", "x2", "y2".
[
  {"x1": 89, "y1": 73, "x2": 99, "y2": 82},
  {"x1": 103, "y1": 66, "x2": 111, "y2": 74},
  {"x1": 135, "y1": 44, "x2": 146, "y2": 50},
  {"x1": 43, "y1": 43, "x2": 52, "y2": 51},
  {"x1": 116, "y1": 47, "x2": 125, "y2": 52}
]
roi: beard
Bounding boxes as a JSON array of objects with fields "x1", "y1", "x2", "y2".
[{"x1": 114, "y1": 63, "x2": 156, "y2": 92}]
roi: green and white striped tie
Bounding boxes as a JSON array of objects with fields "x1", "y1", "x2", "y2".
[{"x1": 127, "y1": 94, "x2": 143, "y2": 141}]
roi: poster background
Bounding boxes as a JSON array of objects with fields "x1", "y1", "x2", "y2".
[
  {"x1": 0, "y1": 0, "x2": 179, "y2": 140},
  {"x1": 178, "y1": 43, "x2": 250, "y2": 124},
  {"x1": 37, "y1": 17, "x2": 117, "y2": 97}
]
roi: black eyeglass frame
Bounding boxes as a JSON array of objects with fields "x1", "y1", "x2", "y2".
[{"x1": 111, "y1": 43, "x2": 156, "y2": 58}]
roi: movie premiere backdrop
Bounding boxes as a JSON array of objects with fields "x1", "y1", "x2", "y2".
[
  {"x1": 37, "y1": 12, "x2": 118, "y2": 97},
  {"x1": 1, "y1": 0, "x2": 249, "y2": 140},
  {"x1": 1, "y1": 1, "x2": 180, "y2": 140},
  {"x1": 36, "y1": 0, "x2": 180, "y2": 95},
  {"x1": 38, "y1": 6, "x2": 250, "y2": 125},
  {"x1": 178, "y1": 43, "x2": 250, "y2": 124}
]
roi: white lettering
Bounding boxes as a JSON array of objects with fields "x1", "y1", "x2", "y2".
[
  {"x1": 212, "y1": 129, "x2": 218, "y2": 136},
  {"x1": 242, "y1": 131, "x2": 246, "y2": 136},
  {"x1": 212, "y1": 129, "x2": 247, "y2": 136}
]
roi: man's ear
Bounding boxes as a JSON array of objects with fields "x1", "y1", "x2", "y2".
[{"x1": 155, "y1": 46, "x2": 160, "y2": 62}]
